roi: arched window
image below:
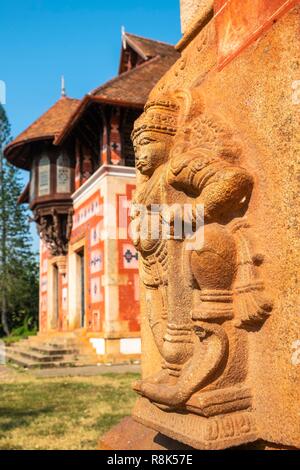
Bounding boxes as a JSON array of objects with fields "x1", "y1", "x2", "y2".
[
  {"x1": 57, "y1": 154, "x2": 70, "y2": 193},
  {"x1": 30, "y1": 161, "x2": 36, "y2": 201},
  {"x1": 38, "y1": 155, "x2": 50, "y2": 196}
]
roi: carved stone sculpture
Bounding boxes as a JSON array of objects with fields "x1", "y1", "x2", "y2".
[
  {"x1": 98, "y1": 1, "x2": 300, "y2": 451},
  {"x1": 130, "y1": 88, "x2": 274, "y2": 448}
]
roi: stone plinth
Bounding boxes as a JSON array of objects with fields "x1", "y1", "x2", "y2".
[{"x1": 128, "y1": 2, "x2": 300, "y2": 450}]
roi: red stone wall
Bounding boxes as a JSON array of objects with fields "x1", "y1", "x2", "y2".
[
  {"x1": 117, "y1": 184, "x2": 140, "y2": 332},
  {"x1": 71, "y1": 191, "x2": 105, "y2": 332},
  {"x1": 39, "y1": 174, "x2": 140, "y2": 337},
  {"x1": 39, "y1": 241, "x2": 49, "y2": 333}
]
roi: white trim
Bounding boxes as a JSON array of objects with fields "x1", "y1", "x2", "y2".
[
  {"x1": 120, "y1": 338, "x2": 141, "y2": 355},
  {"x1": 90, "y1": 338, "x2": 106, "y2": 355},
  {"x1": 72, "y1": 165, "x2": 136, "y2": 204}
]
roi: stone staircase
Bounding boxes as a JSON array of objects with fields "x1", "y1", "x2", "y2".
[{"x1": 5, "y1": 333, "x2": 100, "y2": 369}]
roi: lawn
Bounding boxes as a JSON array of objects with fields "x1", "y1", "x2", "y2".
[{"x1": 0, "y1": 370, "x2": 139, "y2": 450}]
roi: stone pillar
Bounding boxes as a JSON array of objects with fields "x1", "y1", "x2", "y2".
[
  {"x1": 55, "y1": 256, "x2": 67, "y2": 275},
  {"x1": 67, "y1": 250, "x2": 79, "y2": 330},
  {"x1": 180, "y1": 0, "x2": 213, "y2": 33},
  {"x1": 128, "y1": 0, "x2": 300, "y2": 450},
  {"x1": 102, "y1": 175, "x2": 121, "y2": 337}
]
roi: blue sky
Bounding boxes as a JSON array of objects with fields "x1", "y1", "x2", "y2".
[
  {"x1": 1, "y1": 0, "x2": 181, "y2": 138},
  {"x1": 0, "y1": 0, "x2": 181, "y2": 249}
]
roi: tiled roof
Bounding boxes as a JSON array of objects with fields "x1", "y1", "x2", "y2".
[
  {"x1": 5, "y1": 33, "x2": 180, "y2": 164},
  {"x1": 5, "y1": 97, "x2": 80, "y2": 160},
  {"x1": 91, "y1": 55, "x2": 178, "y2": 106},
  {"x1": 56, "y1": 45, "x2": 179, "y2": 145},
  {"x1": 124, "y1": 33, "x2": 179, "y2": 60}
]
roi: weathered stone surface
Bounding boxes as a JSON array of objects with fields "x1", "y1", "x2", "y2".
[
  {"x1": 180, "y1": 0, "x2": 214, "y2": 34},
  {"x1": 215, "y1": 0, "x2": 298, "y2": 69},
  {"x1": 130, "y1": 3, "x2": 300, "y2": 450},
  {"x1": 98, "y1": 417, "x2": 193, "y2": 450}
]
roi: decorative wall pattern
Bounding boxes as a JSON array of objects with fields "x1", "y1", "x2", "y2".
[
  {"x1": 71, "y1": 191, "x2": 105, "y2": 332},
  {"x1": 39, "y1": 241, "x2": 49, "y2": 332},
  {"x1": 118, "y1": 184, "x2": 140, "y2": 332},
  {"x1": 39, "y1": 177, "x2": 140, "y2": 337}
]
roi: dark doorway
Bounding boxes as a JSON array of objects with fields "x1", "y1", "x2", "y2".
[
  {"x1": 53, "y1": 264, "x2": 59, "y2": 329},
  {"x1": 77, "y1": 249, "x2": 85, "y2": 328}
]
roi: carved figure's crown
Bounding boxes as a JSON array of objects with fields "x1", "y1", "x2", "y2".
[{"x1": 131, "y1": 98, "x2": 179, "y2": 141}]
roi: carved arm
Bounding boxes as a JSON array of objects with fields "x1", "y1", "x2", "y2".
[{"x1": 167, "y1": 157, "x2": 254, "y2": 223}]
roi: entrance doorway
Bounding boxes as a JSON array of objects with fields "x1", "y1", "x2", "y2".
[
  {"x1": 77, "y1": 249, "x2": 85, "y2": 328},
  {"x1": 53, "y1": 264, "x2": 59, "y2": 329}
]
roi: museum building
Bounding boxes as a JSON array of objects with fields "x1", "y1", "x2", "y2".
[{"x1": 4, "y1": 31, "x2": 179, "y2": 366}]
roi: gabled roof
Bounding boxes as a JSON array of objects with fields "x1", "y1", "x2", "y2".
[
  {"x1": 123, "y1": 32, "x2": 178, "y2": 60},
  {"x1": 92, "y1": 55, "x2": 176, "y2": 105},
  {"x1": 56, "y1": 38, "x2": 179, "y2": 145},
  {"x1": 55, "y1": 57, "x2": 175, "y2": 145},
  {"x1": 5, "y1": 97, "x2": 80, "y2": 164},
  {"x1": 5, "y1": 32, "x2": 180, "y2": 167}
]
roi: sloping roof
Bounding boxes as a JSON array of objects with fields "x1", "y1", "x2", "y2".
[
  {"x1": 5, "y1": 97, "x2": 80, "y2": 161},
  {"x1": 124, "y1": 33, "x2": 179, "y2": 60},
  {"x1": 96, "y1": 32, "x2": 179, "y2": 106},
  {"x1": 56, "y1": 48, "x2": 179, "y2": 145},
  {"x1": 5, "y1": 32, "x2": 180, "y2": 164},
  {"x1": 91, "y1": 55, "x2": 177, "y2": 105}
]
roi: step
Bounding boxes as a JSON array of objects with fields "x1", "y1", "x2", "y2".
[
  {"x1": 6, "y1": 346, "x2": 66, "y2": 362},
  {"x1": 46, "y1": 339, "x2": 79, "y2": 347},
  {"x1": 7, "y1": 344, "x2": 86, "y2": 359},
  {"x1": 5, "y1": 347, "x2": 99, "y2": 367},
  {"x1": 5, "y1": 351, "x2": 77, "y2": 369},
  {"x1": 5, "y1": 336, "x2": 101, "y2": 369},
  {"x1": 30, "y1": 345, "x2": 79, "y2": 356}
]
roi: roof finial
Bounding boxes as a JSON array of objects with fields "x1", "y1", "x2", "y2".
[
  {"x1": 121, "y1": 26, "x2": 126, "y2": 49},
  {"x1": 61, "y1": 75, "x2": 66, "y2": 97}
]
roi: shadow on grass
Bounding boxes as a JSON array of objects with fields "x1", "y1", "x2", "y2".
[
  {"x1": 0, "y1": 376, "x2": 138, "y2": 449},
  {"x1": 93, "y1": 412, "x2": 128, "y2": 433},
  {"x1": 0, "y1": 406, "x2": 55, "y2": 433}
]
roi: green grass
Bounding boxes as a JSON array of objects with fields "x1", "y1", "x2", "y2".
[
  {"x1": 2, "y1": 328, "x2": 37, "y2": 345},
  {"x1": 0, "y1": 372, "x2": 139, "y2": 450}
]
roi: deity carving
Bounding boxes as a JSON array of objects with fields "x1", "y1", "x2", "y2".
[{"x1": 131, "y1": 88, "x2": 273, "y2": 412}]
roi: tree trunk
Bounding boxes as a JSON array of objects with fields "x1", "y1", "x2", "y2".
[
  {"x1": 0, "y1": 142, "x2": 9, "y2": 336},
  {"x1": 1, "y1": 294, "x2": 9, "y2": 336}
]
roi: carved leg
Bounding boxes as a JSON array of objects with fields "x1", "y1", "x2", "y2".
[
  {"x1": 137, "y1": 323, "x2": 229, "y2": 408},
  {"x1": 145, "y1": 286, "x2": 168, "y2": 356},
  {"x1": 133, "y1": 285, "x2": 171, "y2": 393},
  {"x1": 137, "y1": 224, "x2": 237, "y2": 406}
]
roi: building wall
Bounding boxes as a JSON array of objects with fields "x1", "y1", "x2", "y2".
[
  {"x1": 70, "y1": 187, "x2": 105, "y2": 332},
  {"x1": 38, "y1": 165, "x2": 140, "y2": 359},
  {"x1": 39, "y1": 240, "x2": 48, "y2": 333}
]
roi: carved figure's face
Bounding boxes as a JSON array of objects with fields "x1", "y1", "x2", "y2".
[{"x1": 133, "y1": 130, "x2": 173, "y2": 177}]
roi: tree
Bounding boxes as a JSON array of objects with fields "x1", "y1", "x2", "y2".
[{"x1": 0, "y1": 104, "x2": 39, "y2": 336}]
